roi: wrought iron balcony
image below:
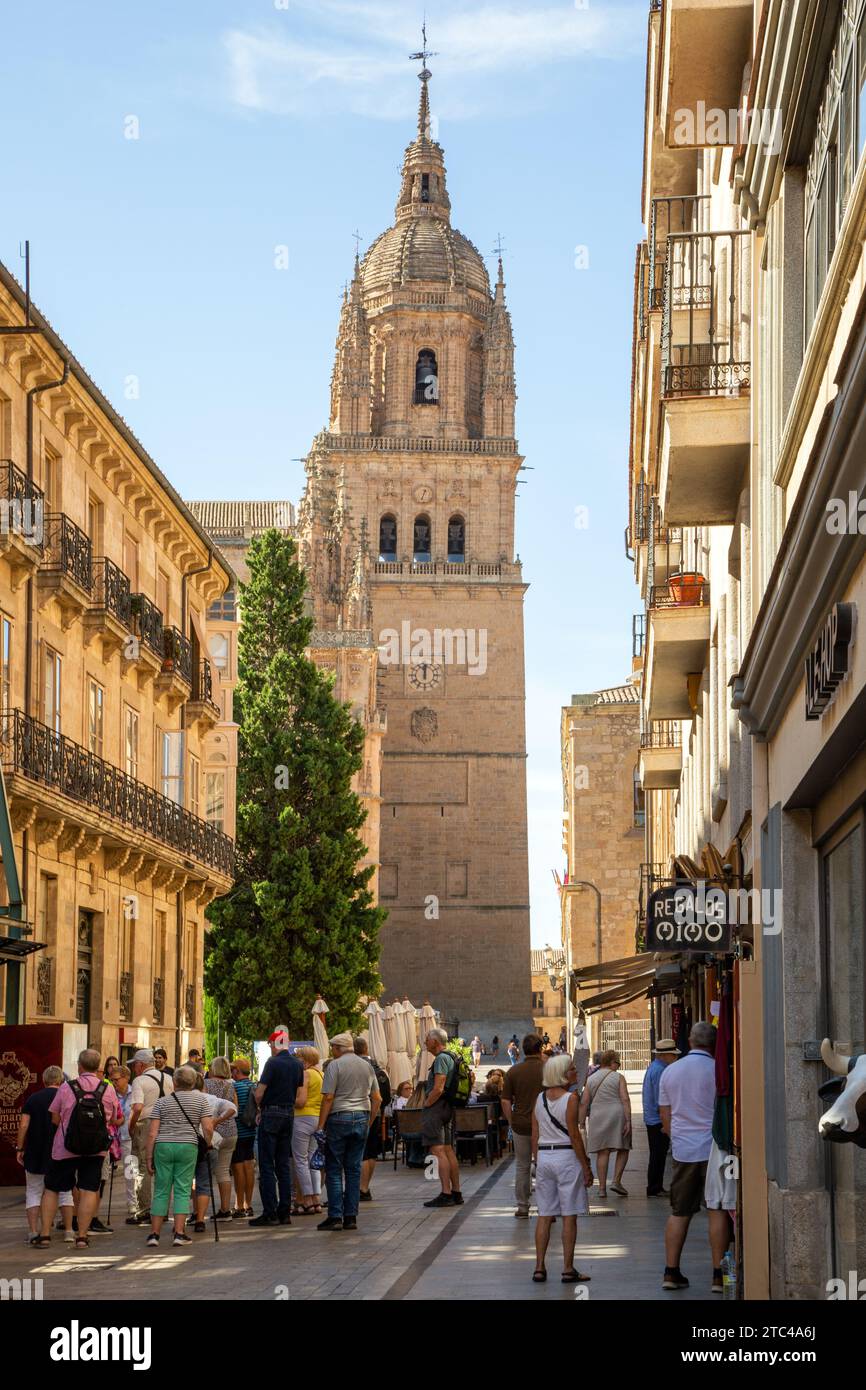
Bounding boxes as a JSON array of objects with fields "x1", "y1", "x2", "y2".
[
  {"x1": 131, "y1": 593, "x2": 164, "y2": 659},
  {"x1": 1, "y1": 708, "x2": 235, "y2": 877},
  {"x1": 661, "y1": 229, "x2": 751, "y2": 396},
  {"x1": 640, "y1": 720, "x2": 682, "y2": 749},
  {"x1": 185, "y1": 983, "x2": 196, "y2": 1027},
  {"x1": 119, "y1": 971, "x2": 132, "y2": 1021},
  {"x1": 90, "y1": 557, "x2": 133, "y2": 629},
  {"x1": 162, "y1": 627, "x2": 193, "y2": 684},
  {"x1": 1, "y1": 459, "x2": 44, "y2": 551},
  {"x1": 194, "y1": 658, "x2": 214, "y2": 704},
  {"x1": 152, "y1": 976, "x2": 164, "y2": 1024},
  {"x1": 648, "y1": 196, "x2": 708, "y2": 312},
  {"x1": 41, "y1": 513, "x2": 93, "y2": 593},
  {"x1": 639, "y1": 862, "x2": 670, "y2": 916}
]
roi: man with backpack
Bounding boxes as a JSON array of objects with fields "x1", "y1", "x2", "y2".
[
  {"x1": 354, "y1": 1036, "x2": 390, "y2": 1203},
  {"x1": 421, "y1": 1028, "x2": 464, "y2": 1209},
  {"x1": 127, "y1": 1049, "x2": 173, "y2": 1224},
  {"x1": 35, "y1": 1049, "x2": 121, "y2": 1250}
]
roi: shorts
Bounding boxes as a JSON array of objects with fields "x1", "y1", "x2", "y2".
[
  {"x1": 45, "y1": 1154, "x2": 104, "y2": 1194},
  {"x1": 670, "y1": 1158, "x2": 708, "y2": 1217},
  {"x1": 421, "y1": 1097, "x2": 454, "y2": 1148},
  {"x1": 534, "y1": 1149, "x2": 589, "y2": 1218},
  {"x1": 231, "y1": 1136, "x2": 255, "y2": 1164},
  {"x1": 364, "y1": 1122, "x2": 383, "y2": 1160},
  {"x1": 25, "y1": 1171, "x2": 73, "y2": 1208}
]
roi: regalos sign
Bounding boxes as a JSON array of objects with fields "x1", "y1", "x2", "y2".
[
  {"x1": 805, "y1": 603, "x2": 855, "y2": 720},
  {"x1": 647, "y1": 884, "x2": 733, "y2": 953}
]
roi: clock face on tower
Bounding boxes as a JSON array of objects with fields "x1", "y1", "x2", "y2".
[{"x1": 408, "y1": 662, "x2": 442, "y2": 692}]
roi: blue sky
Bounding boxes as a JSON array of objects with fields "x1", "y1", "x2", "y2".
[{"x1": 3, "y1": 0, "x2": 646, "y2": 946}]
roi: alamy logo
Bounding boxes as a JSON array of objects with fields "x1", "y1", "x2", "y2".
[
  {"x1": 672, "y1": 102, "x2": 782, "y2": 153},
  {"x1": 826, "y1": 1271, "x2": 866, "y2": 1300},
  {"x1": 0, "y1": 497, "x2": 44, "y2": 546},
  {"x1": 50, "y1": 1321, "x2": 151, "y2": 1371},
  {"x1": 378, "y1": 622, "x2": 487, "y2": 675},
  {"x1": 0, "y1": 1277, "x2": 43, "y2": 1300}
]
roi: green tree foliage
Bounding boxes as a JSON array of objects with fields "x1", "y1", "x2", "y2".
[{"x1": 205, "y1": 529, "x2": 384, "y2": 1039}]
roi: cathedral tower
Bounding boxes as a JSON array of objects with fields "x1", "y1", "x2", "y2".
[{"x1": 299, "y1": 59, "x2": 531, "y2": 1036}]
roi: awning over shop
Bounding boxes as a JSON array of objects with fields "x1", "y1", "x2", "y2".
[
  {"x1": 569, "y1": 950, "x2": 685, "y2": 1013},
  {"x1": 576, "y1": 975, "x2": 658, "y2": 1015}
]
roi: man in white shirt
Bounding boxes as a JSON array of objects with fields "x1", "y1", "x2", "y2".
[
  {"x1": 127, "y1": 1049, "x2": 173, "y2": 1224},
  {"x1": 658, "y1": 1021, "x2": 727, "y2": 1292}
]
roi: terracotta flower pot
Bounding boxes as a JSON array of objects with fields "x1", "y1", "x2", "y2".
[{"x1": 668, "y1": 571, "x2": 705, "y2": 606}]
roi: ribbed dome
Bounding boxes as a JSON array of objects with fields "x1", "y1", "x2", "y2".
[{"x1": 361, "y1": 219, "x2": 490, "y2": 297}]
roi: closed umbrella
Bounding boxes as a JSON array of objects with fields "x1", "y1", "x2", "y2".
[
  {"x1": 312, "y1": 996, "x2": 330, "y2": 1057},
  {"x1": 384, "y1": 1002, "x2": 412, "y2": 1086},
  {"x1": 399, "y1": 997, "x2": 418, "y2": 1061},
  {"x1": 415, "y1": 1001, "x2": 438, "y2": 1084},
  {"x1": 364, "y1": 1000, "x2": 389, "y2": 1069}
]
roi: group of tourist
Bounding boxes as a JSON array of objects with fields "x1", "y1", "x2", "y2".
[{"x1": 500, "y1": 1021, "x2": 731, "y2": 1290}]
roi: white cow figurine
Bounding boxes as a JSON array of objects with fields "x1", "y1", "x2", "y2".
[{"x1": 818, "y1": 1038, "x2": 866, "y2": 1148}]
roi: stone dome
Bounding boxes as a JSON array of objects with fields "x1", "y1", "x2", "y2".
[{"x1": 360, "y1": 219, "x2": 491, "y2": 297}]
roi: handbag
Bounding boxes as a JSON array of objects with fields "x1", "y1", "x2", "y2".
[{"x1": 172, "y1": 1092, "x2": 209, "y2": 1162}]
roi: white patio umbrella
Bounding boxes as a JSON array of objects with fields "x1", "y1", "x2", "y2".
[
  {"x1": 383, "y1": 1002, "x2": 412, "y2": 1086},
  {"x1": 399, "y1": 997, "x2": 418, "y2": 1061},
  {"x1": 363, "y1": 1000, "x2": 389, "y2": 1069},
  {"x1": 312, "y1": 996, "x2": 330, "y2": 1057},
  {"x1": 415, "y1": 1000, "x2": 438, "y2": 1084}
]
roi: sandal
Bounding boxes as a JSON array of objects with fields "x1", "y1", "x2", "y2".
[
  {"x1": 74, "y1": 1235, "x2": 90, "y2": 1249},
  {"x1": 532, "y1": 1269, "x2": 547, "y2": 1282},
  {"x1": 31, "y1": 1235, "x2": 51, "y2": 1248},
  {"x1": 311, "y1": 1203, "x2": 323, "y2": 1214},
  {"x1": 561, "y1": 1269, "x2": 591, "y2": 1283}
]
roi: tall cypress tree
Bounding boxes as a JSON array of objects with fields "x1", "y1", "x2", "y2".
[{"x1": 205, "y1": 529, "x2": 383, "y2": 1038}]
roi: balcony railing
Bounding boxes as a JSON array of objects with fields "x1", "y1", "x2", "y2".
[
  {"x1": 649, "y1": 580, "x2": 710, "y2": 609},
  {"x1": 91, "y1": 557, "x2": 133, "y2": 628},
  {"x1": 119, "y1": 971, "x2": 132, "y2": 1021},
  {"x1": 153, "y1": 976, "x2": 164, "y2": 1024},
  {"x1": 1, "y1": 708, "x2": 235, "y2": 876},
  {"x1": 42, "y1": 513, "x2": 93, "y2": 593},
  {"x1": 661, "y1": 229, "x2": 751, "y2": 396},
  {"x1": 193, "y1": 658, "x2": 216, "y2": 706},
  {"x1": 36, "y1": 956, "x2": 52, "y2": 1014},
  {"x1": 648, "y1": 196, "x2": 709, "y2": 312},
  {"x1": 131, "y1": 593, "x2": 164, "y2": 659},
  {"x1": 639, "y1": 861, "x2": 670, "y2": 916},
  {"x1": 640, "y1": 720, "x2": 682, "y2": 749},
  {"x1": 185, "y1": 984, "x2": 196, "y2": 1028},
  {"x1": 163, "y1": 627, "x2": 192, "y2": 684},
  {"x1": 1, "y1": 459, "x2": 44, "y2": 550},
  {"x1": 373, "y1": 560, "x2": 507, "y2": 578}
]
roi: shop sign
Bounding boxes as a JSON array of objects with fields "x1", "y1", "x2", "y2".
[
  {"x1": 805, "y1": 603, "x2": 854, "y2": 720},
  {"x1": 647, "y1": 883, "x2": 733, "y2": 953}
]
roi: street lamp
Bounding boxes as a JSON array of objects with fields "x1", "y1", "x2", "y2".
[{"x1": 544, "y1": 944, "x2": 566, "y2": 992}]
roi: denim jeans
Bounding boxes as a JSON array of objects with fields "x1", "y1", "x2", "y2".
[
  {"x1": 257, "y1": 1107, "x2": 294, "y2": 1217},
  {"x1": 324, "y1": 1111, "x2": 369, "y2": 1220}
]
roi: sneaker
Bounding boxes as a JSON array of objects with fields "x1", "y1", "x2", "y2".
[
  {"x1": 90, "y1": 1218, "x2": 113, "y2": 1234},
  {"x1": 514, "y1": 1209, "x2": 530, "y2": 1219},
  {"x1": 125, "y1": 1215, "x2": 142, "y2": 1226},
  {"x1": 451, "y1": 1192, "x2": 464, "y2": 1205},
  {"x1": 231, "y1": 1208, "x2": 247, "y2": 1219},
  {"x1": 278, "y1": 1212, "x2": 292, "y2": 1226},
  {"x1": 193, "y1": 1221, "x2": 207, "y2": 1233},
  {"x1": 146, "y1": 1233, "x2": 159, "y2": 1247},
  {"x1": 712, "y1": 1269, "x2": 724, "y2": 1293},
  {"x1": 662, "y1": 1269, "x2": 690, "y2": 1290},
  {"x1": 358, "y1": 1189, "x2": 372, "y2": 1202},
  {"x1": 342, "y1": 1217, "x2": 357, "y2": 1230},
  {"x1": 317, "y1": 1216, "x2": 343, "y2": 1231},
  {"x1": 248, "y1": 1213, "x2": 279, "y2": 1227},
  {"x1": 423, "y1": 1193, "x2": 455, "y2": 1208},
  {"x1": 243, "y1": 1207, "x2": 254, "y2": 1218},
  {"x1": 63, "y1": 1229, "x2": 75, "y2": 1243},
  {"x1": 172, "y1": 1232, "x2": 193, "y2": 1246}
]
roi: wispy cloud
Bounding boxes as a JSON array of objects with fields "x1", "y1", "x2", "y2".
[{"x1": 223, "y1": 1, "x2": 641, "y2": 119}]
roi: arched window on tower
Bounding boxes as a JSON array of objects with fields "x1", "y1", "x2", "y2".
[
  {"x1": 413, "y1": 515, "x2": 432, "y2": 564},
  {"x1": 414, "y1": 349, "x2": 439, "y2": 405},
  {"x1": 378, "y1": 514, "x2": 398, "y2": 562},
  {"x1": 447, "y1": 514, "x2": 465, "y2": 563}
]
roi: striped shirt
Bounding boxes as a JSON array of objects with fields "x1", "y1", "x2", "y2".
[{"x1": 151, "y1": 1090, "x2": 211, "y2": 1145}]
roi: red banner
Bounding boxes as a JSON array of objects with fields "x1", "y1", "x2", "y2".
[{"x1": 0, "y1": 1025, "x2": 64, "y2": 1185}]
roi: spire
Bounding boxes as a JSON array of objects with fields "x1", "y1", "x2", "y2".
[{"x1": 409, "y1": 22, "x2": 438, "y2": 144}]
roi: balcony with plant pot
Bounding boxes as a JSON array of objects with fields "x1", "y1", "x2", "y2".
[
  {"x1": 185, "y1": 658, "x2": 220, "y2": 732},
  {"x1": 122, "y1": 593, "x2": 165, "y2": 687},
  {"x1": 639, "y1": 719, "x2": 683, "y2": 789},
  {"x1": 659, "y1": 0, "x2": 754, "y2": 150},
  {"x1": 0, "y1": 459, "x2": 44, "y2": 590},
  {"x1": 658, "y1": 229, "x2": 751, "y2": 525},
  {"x1": 155, "y1": 626, "x2": 193, "y2": 712},
  {"x1": 645, "y1": 570, "x2": 710, "y2": 720}
]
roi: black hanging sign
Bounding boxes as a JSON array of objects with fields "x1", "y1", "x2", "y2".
[
  {"x1": 805, "y1": 603, "x2": 854, "y2": 720},
  {"x1": 647, "y1": 883, "x2": 733, "y2": 953}
]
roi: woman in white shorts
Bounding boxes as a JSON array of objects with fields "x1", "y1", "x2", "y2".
[{"x1": 531, "y1": 1054, "x2": 594, "y2": 1284}]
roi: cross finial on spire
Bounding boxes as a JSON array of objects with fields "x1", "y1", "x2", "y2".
[
  {"x1": 492, "y1": 233, "x2": 507, "y2": 286},
  {"x1": 410, "y1": 17, "x2": 438, "y2": 140}
]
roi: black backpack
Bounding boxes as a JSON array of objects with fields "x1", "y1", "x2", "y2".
[
  {"x1": 64, "y1": 1079, "x2": 110, "y2": 1156},
  {"x1": 369, "y1": 1060, "x2": 391, "y2": 1109}
]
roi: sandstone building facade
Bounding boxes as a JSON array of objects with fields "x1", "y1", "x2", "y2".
[{"x1": 0, "y1": 261, "x2": 236, "y2": 1068}]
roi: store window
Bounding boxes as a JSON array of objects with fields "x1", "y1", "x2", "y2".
[{"x1": 821, "y1": 818, "x2": 866, "y2": 1279}]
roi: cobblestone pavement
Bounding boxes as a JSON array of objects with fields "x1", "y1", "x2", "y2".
[{"x1": 0, "y1": 1077, "x2": 716, "y2": 1301}]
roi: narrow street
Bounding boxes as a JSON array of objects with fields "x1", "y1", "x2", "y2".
[{"x1": 0, "y1": 1079, "x2": 713, "y2": 1302}]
